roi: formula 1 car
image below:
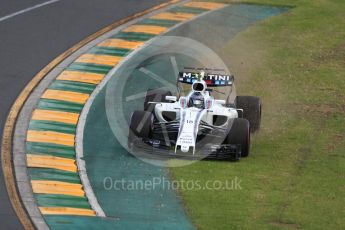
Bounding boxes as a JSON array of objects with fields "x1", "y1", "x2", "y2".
[{"x1": 128, "y1": 69, "x2": 261, "y2": 161}]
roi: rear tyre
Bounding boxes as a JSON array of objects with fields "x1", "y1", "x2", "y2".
[
  {"x1": 144, "y1": 89, "x2": 172, "y2": 112},
  {"x1": 225, "y1": 118, "x2": 250, "y2": 157},
  {"x1": 128, "y1": 111, "x2": 153, "y2": 148},
  {"x1": 236, "y1": 96, "x2": 262, "y2": 132}
]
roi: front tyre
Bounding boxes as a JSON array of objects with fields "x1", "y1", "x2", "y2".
[
  {"x1": 128, "y1": 111, "x2": 154, "y2": 149},
  {"x1": 225, "y1": 118, "x2": 250, "y2": 157}
]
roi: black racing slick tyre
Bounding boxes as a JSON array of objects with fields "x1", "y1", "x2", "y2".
[
  {"x1": 226, "y1": 118, "x2": 250, "y2": 157},
  {"x1": 144, "y1": 89, "x2": 172, "y2": 111},
  {"x1": 128, "y1": 111, "x2": 153, "y2": 148},
  {"x1": 236, "y1": 96, "x2": 262, "y2": 132}
]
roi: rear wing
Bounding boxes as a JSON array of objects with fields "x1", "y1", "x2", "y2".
[{"x1": 178, "y1": 72, "x2": 234, "y2": 87}]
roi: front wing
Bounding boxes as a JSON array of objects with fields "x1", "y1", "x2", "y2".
[{"x1": 128, "y1": 137, "x2": 242, "y2": 161}]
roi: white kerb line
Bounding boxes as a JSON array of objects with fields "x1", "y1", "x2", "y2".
[{"x1": 0, "y1": 0, "x2": 61, "y2": 23}]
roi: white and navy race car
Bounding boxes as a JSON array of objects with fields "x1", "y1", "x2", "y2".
[{"x1": 128, "y1": 70, "x2": 261, "y2": 161}]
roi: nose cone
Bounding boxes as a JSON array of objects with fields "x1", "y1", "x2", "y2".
[{"x1": 181, "y1": 145, "x2": 190, "y2": 153}]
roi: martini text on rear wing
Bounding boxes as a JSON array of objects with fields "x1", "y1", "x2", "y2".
[{"x1": 179, "y1": 72, "x2": 234, "y2": 87}]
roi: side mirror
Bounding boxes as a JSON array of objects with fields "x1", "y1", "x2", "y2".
[
  {"x1": 236, "y1": 109, "x2": 244, "y2": 118},
  {"x1": 165, "y1": 96, "x2": 177, "y2": 102}
]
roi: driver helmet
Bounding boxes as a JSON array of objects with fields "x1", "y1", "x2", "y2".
[{"x1": 188, "y1": 92, "x2": 204, "y2": 109}]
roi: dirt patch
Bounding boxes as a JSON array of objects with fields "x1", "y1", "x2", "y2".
[
  {"x1": 334, "y1": 134, "x2": 344, "y2": 142},
  {"x1": 271, "y1": 220, "x2": 301, "y2": 229},
  {"x1": 312, "y1": 42, "x2": 345, "y2": 65},
  {"x1": 219, "y1": 27, "x2": 290, "y2": 137},
  {"x1": 293, "y1": 103, "x2": 345, "y2": 118},
  {"x1": 324, "y1": 133, "x2": 344, "y2": 153},
  {"x1": 220, "y1": 33, "x2": 265, "y2": 90}
]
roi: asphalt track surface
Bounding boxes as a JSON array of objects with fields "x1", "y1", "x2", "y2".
[{"x1": 0, "y1": 0, "x2": 166, "y2": 229}]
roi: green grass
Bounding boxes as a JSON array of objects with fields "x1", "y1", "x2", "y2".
[{"x1": 171, "y1": 1, "x2": 345, "y2": 229}]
